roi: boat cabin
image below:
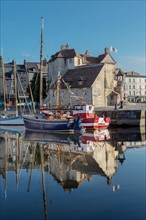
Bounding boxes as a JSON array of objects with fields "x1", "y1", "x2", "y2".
[{"x1": 73, "y1": 104, "x2": 95, "y2": 118}]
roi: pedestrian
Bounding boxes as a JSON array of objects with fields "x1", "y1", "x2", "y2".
[{"x1": 114, "y1": 104, "x2": 117, "y2": 110}]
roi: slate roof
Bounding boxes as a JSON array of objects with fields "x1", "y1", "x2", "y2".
[
  {"x1": 4, "y1": 63, "x2": 14, "y2": 68},
  {"x1": 60, "y1": 64, "x2": 104, "y2": 89},
  {"x1": 84, "y1": 56, "x2": 99, "y2": 64},
  {"x1": 49, "y1": 49, "x2": 82, "y2": 62},
  {"x1": 116, "y1": 69, "x2": 125, "y2": 76},
  {"x1": 125, "y1": 71, "x2": 140, "y2": 76},
  {"x1": 25, "y1": 62, "x2": 39, "y2": 72},
  {"x1": 80, "y1": 51, "x2": 116, "y2": 65},
  {"x1": 16, "y1": 64, "x2": 25, "y2": 72}
]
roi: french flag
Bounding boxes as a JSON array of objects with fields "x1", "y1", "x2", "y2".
[{"x1": 110, "y1": 46, "x2": 118, "y2": 53}]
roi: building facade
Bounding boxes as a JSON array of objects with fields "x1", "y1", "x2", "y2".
[
  {"x1": 0, "y1": 57, "x2": 48, "y2": 106},
  {"x1": 48, "y1": 46, "x2": 120, "y2": 107},
  {"x1": 124, "y1": 72, "x2": 146, "y2": 103}
]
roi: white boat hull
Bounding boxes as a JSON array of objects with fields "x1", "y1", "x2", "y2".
[{"x1": 0, "y1": 116, "x2": 24, "y2": 126}]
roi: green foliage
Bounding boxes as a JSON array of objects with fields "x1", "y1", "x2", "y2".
[{"x1": 26, "y1": 72, "x2": 47, "y2": 103}]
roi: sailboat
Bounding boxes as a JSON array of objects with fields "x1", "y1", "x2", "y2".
[
  {"x1": 22, "y1": 17, "x2": 79, "y2": 133},
  {"x1": 0, "y1": 56, "x2": 24, "y2": 126}
]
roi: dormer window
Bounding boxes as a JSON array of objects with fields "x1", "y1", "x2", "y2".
[
  {"x1": 77, "y1": 76, "x2": 86, "y2": 85},
  {"x1": 117, "y1": 76, "x2": 123, "y2": 81},
  {"x1": 78, "y1": 59, "x2": 80, "y2": 65},
  {"x1": 78, "y1": 80, "x2": 83, "y2": 86}
]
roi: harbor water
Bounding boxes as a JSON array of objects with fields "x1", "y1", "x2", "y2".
[{"x1": 0, "y1": 127, "x2": 146, "y2": 220}]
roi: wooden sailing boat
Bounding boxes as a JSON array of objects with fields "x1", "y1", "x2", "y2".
[
  {"x1": 22, "y1": 17, "x2": 77, "y2": 133},
  {"x1": 0, "y1": 56, "x2": 24, "y2": 126}
]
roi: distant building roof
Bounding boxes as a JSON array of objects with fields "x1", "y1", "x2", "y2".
[
  {"x1": 125, "y1": 71, "x2": 140, "y2": 76},
  {"x1": 80, "y1": 48, "x2": 117, "y2": 65},
  {"x1": 49, "y1": 49, "x2": 82, "y2": 62},
  {"x1": 25, "y1": 61, "x2": 39, "y2": 72}
]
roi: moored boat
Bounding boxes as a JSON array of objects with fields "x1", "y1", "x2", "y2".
[
  {"x1": 81, "y1": 129, "x2": 110, "y2": 142},
  {"x1": 23, "y1": 115, "x2": 75, "y2": 133},
  {"x1": 0, "y1": 56, "x2": 25, "y2": 127},
  {"x1": 0, "y1": 115, "x2": 24, "y2": 126},
  {"x1": 73, "y1": 104, "x2": 110, "y2": 129}
]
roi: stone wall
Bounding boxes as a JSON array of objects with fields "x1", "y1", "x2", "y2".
[{"x1": 95, "y1": 109, "x2": 146, "y2": 127}]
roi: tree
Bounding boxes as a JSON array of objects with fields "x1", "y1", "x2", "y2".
[{"x1": 26, "y1": 72, "x2": 47, "y2": 103}]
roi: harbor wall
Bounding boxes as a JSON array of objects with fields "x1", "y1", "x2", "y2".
[{"x1": 95, "y1": 109, "x2": 146, "y2": 128}]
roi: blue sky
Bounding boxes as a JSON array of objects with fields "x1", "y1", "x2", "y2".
[{"x1": 1, "y1": 0, "x2": 145, "y2": 74}]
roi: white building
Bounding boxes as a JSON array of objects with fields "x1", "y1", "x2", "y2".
[{"x1": 124, "y1": 71, "x2": 146, "y2": 103}]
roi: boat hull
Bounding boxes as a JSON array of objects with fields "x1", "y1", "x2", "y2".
[
  {"x1": 23, "y1": 130, "x2": 76, "y2": 143},
  {"x1": 81, "y1": 117, "x2": 110, "y2": 129},
  {"x1": 0, "y1": 116, "x2": 24, "y2": 126},
  {"x1": 23, "y1": 116, "x2": 75, "y2": 133},
  {"x1": 81, "y1": 129, "x2": 110, "y2": 142}
]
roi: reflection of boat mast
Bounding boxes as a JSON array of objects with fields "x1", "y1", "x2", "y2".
[
  {"x1": 15, "y1": 133, "x2": 19, "y2": 187},
  {"x1": 4, "y1": 133, "x2": 8, "y2": 199},
  {"x1": 40, "y1": 144, "x2": 48, "y2": 220},
  {"x1": 27, "y1": 144, "x2": 36, "y2": 192}
]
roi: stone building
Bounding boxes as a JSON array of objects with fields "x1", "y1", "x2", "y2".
[
  {"x1": 0, "y1": 57, "x2": 27, "y2": 106},
  {"x1": 0, "y1": 57, "x2": 48, "y2": 106},
  {"x1": 48, "y1": 46, "x2": 119, "y2": 107},
  {"x1": 48, "y1": 44, "x2": 83, "y2": 88}
]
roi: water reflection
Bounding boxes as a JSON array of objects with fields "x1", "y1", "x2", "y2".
[
  {"x1": 0, "y1": 127, "x2": 146, "y2": 220},
  {"x1": 0, "y1": 127, "x2": 145, "y2": 191}
]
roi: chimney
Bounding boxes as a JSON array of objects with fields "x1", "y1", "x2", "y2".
[
  {"x1": 24, "y1": 59, "x2": 26, "y2": 65},
  {"x1": 104, "y1": 47, "x2": 109, "y2": 54},
  {"x1": 85, "y1": 50, "x2": 89, "y2": 56},
  {"x1": 12, "y1": 59, "x2": 15, "y2": 65},
  {"x1": 61, "y1": 44, "x2": 70, "y2": 50}
]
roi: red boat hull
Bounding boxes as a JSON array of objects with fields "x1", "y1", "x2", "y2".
[{"x1": 81, "y1": 117, "x2": 110, "y2": 129}]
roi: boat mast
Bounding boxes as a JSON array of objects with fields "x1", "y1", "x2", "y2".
[
  {"x1": 13, "y1": 60, "x2": 18, "y2": 116},
  {"x1": 39, "y1": 17, "x2": 44, "y2": 108},
  {"x1": 0, "y1": 56, "x2": 7, "y2": 112},
  {"x1": 56, "y1": 72, "x2": 61, "y2": 108},
  {"x1": 25, "y1": 63, "x2": 36, "y2": 113}
]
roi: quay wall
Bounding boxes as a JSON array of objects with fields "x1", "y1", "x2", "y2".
[{"x1": 95, "y1": 109, "x2": 146, "y2": 128}]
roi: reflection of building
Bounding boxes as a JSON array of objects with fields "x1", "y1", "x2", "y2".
[
  {"x1": 23, "y1": 132, "x2": 119, "y2": 190},
  {"x1": 1, "y1": 130, "x2": 145, "y2": 193}
]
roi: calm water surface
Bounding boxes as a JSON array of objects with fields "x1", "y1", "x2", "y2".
[{"x1": 0, "y1": 128, "x2": 146, "y2": 220}]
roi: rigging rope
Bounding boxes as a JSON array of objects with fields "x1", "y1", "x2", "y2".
[{"x1": 17, "y1": 73, "x2": 32, "y2": 114}]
